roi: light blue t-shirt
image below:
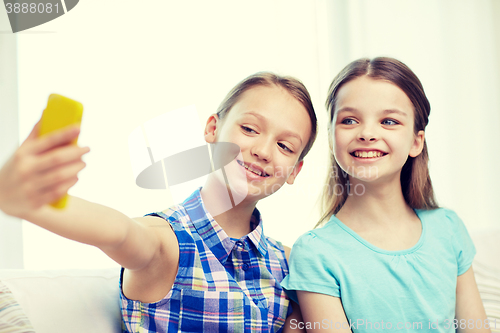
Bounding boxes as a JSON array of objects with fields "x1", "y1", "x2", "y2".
[{"x1": 281, "y1": 208, "x2": 476, "y2": 333}]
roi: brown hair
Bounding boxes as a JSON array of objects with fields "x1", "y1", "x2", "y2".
[
  {"x1": 216, "y1": 72, "x2": 317, "y2": 161},
  {"x1": 318, "y1": 57, "x2": 438, "y2": 226}
]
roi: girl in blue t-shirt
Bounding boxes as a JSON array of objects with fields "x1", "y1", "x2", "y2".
[{"x1": 282, "y1": 57, "x2": 491, "y2": 333}]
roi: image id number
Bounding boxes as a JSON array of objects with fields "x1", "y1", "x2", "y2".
[
  {"x1": 444, "y1": 318, "x2": 496, "y2": 330},
  {"x1": 5, "y1": 3, "x2": 60, "y2": 14}
]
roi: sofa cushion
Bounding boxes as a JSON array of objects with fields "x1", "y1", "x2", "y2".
[
  {"x1": 0, "y1": 268, "x2": 121, "y2": 333},
  {"x1": 0, "y1": 280, "x2": 35, "y2": 333}
]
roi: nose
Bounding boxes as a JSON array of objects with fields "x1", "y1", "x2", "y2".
[
  {"x1": 251, "y1": 139, "x2": 272, "y2": 162},
  {"x1": 357, "y1": 124, "x2": 378, "y2": 142}
]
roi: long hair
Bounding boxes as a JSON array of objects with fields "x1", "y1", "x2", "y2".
[
  {"x1": 216, "y1": 72, "x2": 317, "y2": 162},
  {"x1": 317, "y1": 57, "x2": 438, "y2": 227}
]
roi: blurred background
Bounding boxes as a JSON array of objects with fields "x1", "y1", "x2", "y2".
[{"x1": 1, "y1": 0, "x2": 499, "y2": 269}]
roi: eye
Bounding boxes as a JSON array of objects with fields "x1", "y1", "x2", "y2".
[
  {"x1": 341, "y1": 118, "x2": 357, "y2": 125},
  {"x1": 241, "y1": 125, "x2": 257, "y2": 134},
  {"x1": 381, "y1": 118, "x2": 399, "y2": 126},
  {"x1": 278, "y1": 142, "x2": 293, "y2": 153}
]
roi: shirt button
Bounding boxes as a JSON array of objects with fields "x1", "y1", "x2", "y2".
[
  {"x1": 242, "y1": 263, "x2": 249, "y2": 271},
  {"x1": 253, "y1": 298, "x2": 259, "y2": 305},
  {"x1": 236, "y1": 241, "x2": 244, "y2": 247}
]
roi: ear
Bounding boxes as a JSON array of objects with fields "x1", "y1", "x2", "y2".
[
  {"x1": 286, "y1": 160, "x2": 304, "y2": 185},
  {"x1": 204, "y1": 114, "x2": 219, "y2": 144},
  {"x1": 409, "y1": 130, "x2": 425, "y2": 157}
]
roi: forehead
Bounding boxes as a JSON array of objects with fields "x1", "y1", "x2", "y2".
[
  {"x1": 235, "y1": 85, "x2": 300, "y2": 112},
  {"x1": 228, "y1": 85, "x2": 312, "y2": 144},
  {"x1": 335, "y1": 76, "x2": 414, "y2": 116}
]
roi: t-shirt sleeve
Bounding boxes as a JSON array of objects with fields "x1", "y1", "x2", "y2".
[
  {"x1": 281, "y1": 231, "x2": 340, "y2": 303},
  {"x1": 445, "y1": 209, "x2": 476, "y2": 276}
]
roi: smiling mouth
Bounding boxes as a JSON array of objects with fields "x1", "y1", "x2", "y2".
[
  {"x1": 350, "y1": 151, "x2": 388, "y2": 158},
  {"x1": 237, "y1": 160, "x2": 270, "y2": 177}
]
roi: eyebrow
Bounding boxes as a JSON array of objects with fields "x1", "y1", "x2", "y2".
[
  {"x1": 243, "y1": 112, "x2": 303, "y2": 144},
  {"x1": 336, "y1": 107, "x2": 408, "y2": 117}
]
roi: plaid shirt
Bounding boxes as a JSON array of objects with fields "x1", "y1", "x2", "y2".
[{"x1": 120, "y1": 188, "x2": 292, "y2": 332}]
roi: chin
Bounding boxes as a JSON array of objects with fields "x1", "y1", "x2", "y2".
[
  {"x1": 230, "y1": 181, "x2": 250, "y2": 203},
  {"x1": 353, "y1": 177, "x2": 380, "y2": 185},
  {"x1": 247, "y1": 180, "x2": 284, "y2": 200}
]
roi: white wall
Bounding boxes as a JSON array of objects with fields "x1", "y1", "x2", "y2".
[
  {"x1": 16, "y1": 0, "x2": 328, "y2": 269},
  {"x1": 3, "y1": 0, "x2": 499, "y2": 269},
  {"x1": 0, "y1": 6, "x2": 23, "y2": 269}
]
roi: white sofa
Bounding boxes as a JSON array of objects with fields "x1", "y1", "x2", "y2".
[
  {"x1": 0, "y1": 268, "x2": 121, "y2": 333},
  {"x1": 0, "y1": 229, "x2": 499, "y2": 333}
]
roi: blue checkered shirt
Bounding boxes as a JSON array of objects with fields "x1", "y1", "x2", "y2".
[{"x1": 120, "y1": 188, "x2": 292, "y2": 332}]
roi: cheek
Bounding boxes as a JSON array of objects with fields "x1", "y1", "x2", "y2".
[
  {"x1": 332, "y1": 129, "x2": 349, "y2": 156},
  {"x1": 270, "y1": 154, "x2": 292, "y2": 176},
  {"x1": 222, "y1": 128, "x2": 246, "y2": 148},
  {"x1": 388, "y1": 132, "x2": 415, "y2": 160},
  {"x1": 398, "y1": 131, "x2": 416, "y2": 150}
]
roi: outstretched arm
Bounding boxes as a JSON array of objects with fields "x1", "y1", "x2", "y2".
[
  {"x1": 0, "y1": 121, "x2": 175, "y2": 271},
  {"x1": 456, "y1": 267, "x2": 491, "y2": 333}
]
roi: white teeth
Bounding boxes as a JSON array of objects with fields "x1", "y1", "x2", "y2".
[
  {"x1": 354, "y1": 151, "x2": 384, "y2": 158},
  {"x1": 248, "y1": 165, "x2": 262, "y2": 176},
  {"x1": 238, "y1": 161, "x2": 265, "y2": 176}
]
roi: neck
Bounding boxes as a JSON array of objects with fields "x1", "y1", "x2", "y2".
[
  {"x1": 338, "y1": 172, "x2": 414, "y2": 226},
  {"x1": 200, "y1": 176, "x2": 257, "y2": 239}
]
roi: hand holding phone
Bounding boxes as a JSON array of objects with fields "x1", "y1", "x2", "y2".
[
  {"x1": 38, "y1": 94, "x2": 84, "y2": 208},
  {"x1": 0, "y1": 94, "x2": 87, "y2": 217}
]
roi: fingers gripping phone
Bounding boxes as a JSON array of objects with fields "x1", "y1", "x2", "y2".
[{"x1": 39, "y1": 94, "x2": 84, "y2": 209}]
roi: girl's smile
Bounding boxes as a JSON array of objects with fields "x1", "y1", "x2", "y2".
[
  {"x1": 205, "y1": 84, "x2": 311, "y2": 201},
  {"x1": 332, "y1": 76, "x2": 424, "y2": 182},
  {"x1": 349, "y1": 148, "x2": 388, "y2": 163}
]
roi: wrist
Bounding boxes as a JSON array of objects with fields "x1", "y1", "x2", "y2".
[{"x1": 21, "y1": 205, "x2": 46, "y2": 223}]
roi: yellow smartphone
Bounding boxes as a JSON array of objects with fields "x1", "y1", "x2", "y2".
[{"x1": 39, "y1": 94, "x2": 84, "y2": 209}]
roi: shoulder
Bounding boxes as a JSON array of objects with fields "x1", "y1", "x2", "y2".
[
  {"x1": 265, "y1": 235, "x2": 287, "y2": 259},
  {"x1": 440, "y1": 207, "x2": 464, "y2": 224},
  {"x1": 295, "y1": 220, "x2": 343, "y2": 247},
  {"x1": 142, "y1": 204, "x2": 193, "y2": 230},
  {"x1": 131, "y1": 209, "x2": 183, "y2": 253},
  {"x1": 418, "y1": 207, "x2": 475, "y2": 256},
  {"x1": 417, "y1": 206, "x2": 457, "y2": 218},
  {"x1": 264, "y1": 236, "x2": 290, "y2": 276},
  {"x1": 425, "y1": 208, "x2": 476, "y2": 275},
  {"x1": 283, "y1": 245, "x2": 291, "y2": 261},
  {"x1": 265, "y1": 224, "x2": 339, "y2": 259},
  {"x1": 285, "y1": 227, "x2": 338, "y2": 263},
  {"x1": 159, "y1": 204, "x2": 187, "y2": 221},
  {"x1": 417, "y1": 207, "x2": 466, "y2": 230},
  {"x1": 433, "y1": 207, "x2": 472, "y2": 236},
  {"x1": 135, "y1": 204, "x2": 198, "y2": 245}
]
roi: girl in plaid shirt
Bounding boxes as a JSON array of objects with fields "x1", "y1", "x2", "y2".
[{"x1": 0, "y1": 72, "x2": 317, "y2": 332}]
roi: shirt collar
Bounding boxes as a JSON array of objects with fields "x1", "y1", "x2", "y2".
[{"x1": 182, "y1": 188, "x2": 268, "y2": 264}]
